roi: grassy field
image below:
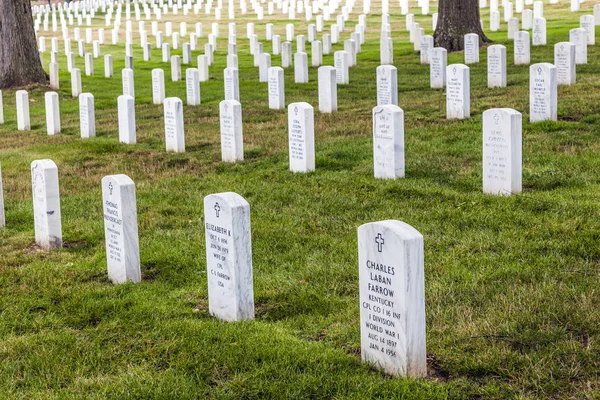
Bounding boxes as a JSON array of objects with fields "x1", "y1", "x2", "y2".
[{"x1": 1, "y1": 1, "x2": 600, "y2": 398}]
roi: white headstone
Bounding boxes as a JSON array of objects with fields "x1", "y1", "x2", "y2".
[
  {"x1": 268, "y1": 67, "x2": 285, "y2": 110},
  {"x1": 49, "y1": 62, "x2": 60, "y2": 89},
  {"x1": 532, "y1": 17, "x2": 546, "y2": 46},
  {"x1": 171, "y1": 55, "x2": 182, "y2": 81},
  {"x1": 104, "y1": 54, "x2": 113, "y2": 77},
  {"x1": 487, "y1": 45, "x2": 507, "y2": 88},
  {"x1": 0, "y1": 90, "x2": 3, "y2": 125},
  {"x1": 482, "y1": 108, "x2": 522, "y2": 196},
  {"x1": 45, "y1": 91, "x2": 61, "y2": 135},
  {"x1": 259, "y1": 53, "x2": 271, "y2": 83},
  {"x1": 580, "y1": 15, "x2": 595, "y2": 45},
  {"x1": 224, "y1": 67, "x2": 240, "y2": 101},
  {"x1": 464, "y1": 33, "x2": 480, "y2": 64},
  {"x1": 118, "y1": 95, "x2": 136, "y2": 144},
  {"x1": 514, "y1": 31, "x2": 530, "y2": 65},
  {"x1": 16, "y1": 90, "x2": 31, "y2": 131},
  {"x1": 152, "y1": 68, "x2": 166, "y2": 105},
  {"x1": 446, "y1": 64, "x2": 470, "y2": 119},
  {"x1": 294, "y1": 52, "x2": 309, "y2": 83},
  {"x1": 163, "y1": 97, "x2": 185, "y2": 153},
  {"x1": 203, "y1": 192, "x2": 254, "y2": 321},
  {"x1": 122, "y1": 68, "x2": 135, "y2": 97},
  {"x1": 554, "y1": 42, "x2": 576, "y2": 86},
  {"x1": 529, "y1": 63, "x2": 557, "y2": 122},
  {"x1": 377, "y1": 66, "x2": 398, "y2": 106},
  {"x1": 430, "y1": 48, "x2": 447, "y2": 89},
  {"x1": 373, "y1": 105, "x2": 404, "y2": 179},
  {"x1": 186, "y1": 68, "x2": 201, "y2": 106},
  {"x1": 570, "y1": 28, "x2": 588, "y2": 65},
  {"x1": 71, "y1": 68, "x2": 82, "y2": 98},
  {"x1": 102, "y1": 174, "x2": 141, "y2": 284},
  {"x1": 219, "y1": 100, "x2": 244, "y2": 162},
  {"x1": 197, "y1": 55, "x2": 209, "y2": 81},
  {"x1": 420, "y1": 35, "x2": 433, "y2": 65},
  {"x1": 318, "y1": 66, "x2": 337, "y2": 113},
  {"x1": 358, "y1": 220, "x2": 426, "y2": 377},
  {"x1": 334, "y1": 51, "x2": 350, "y2": 84},
  {"x1": 79, "y1": 93, "x2": 95, "y2": 138},
  {"x1": 31, "y1": 159, "x2": 62, "y2": 250},
  {"x1": 288, "y1": 102, "x2": 315, "y2": 173}
]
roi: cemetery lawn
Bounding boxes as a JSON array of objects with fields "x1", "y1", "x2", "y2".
[{"x1": 1, "y1": 3, "x2": 600, "y2": 399}]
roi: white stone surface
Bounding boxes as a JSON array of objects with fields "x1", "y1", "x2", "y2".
[
  {"x1": 259, "y1": 53, "x2": 271, "y2": 83},
  {"x1": 16, "y1": 90, "x2": 31, "y2": 131},
  {"x1": 580, "y1": 15, "x2": 595, "y2": 45},
  {"x1": 420, "y1": 35, "x2": 433, "y2": 65},
  {"x1": 334, "y1": 50, "x2": 350, "y2": 84},
  {"x1": 152, "y1": 69, "x2": 166, "y2": 105},
  {"x1": 45, "y1": 92, "x2": 61, "y2": 135},
  {"x1": 122, "y1": 68, "x2": 135, "y2": 97},
  {"x1": 554, "y1": 42, "x2": 576, "y2": 86},
  {"x1": 318, "y1": 66, "x2": 337, "y2": 113},
  {"x1": 446, "y1": 64, "x2": 470, "y2": 119},
  {"x1": 514, "y1": 31, "x2": 530, "y2": 65},
  {"x1": 79, "y1": 93, "x2": 95, "y2": 138},
  {"x1": 483, "y1": 108, "x2": 522, "y2": 195},
  {"x1": 118, "y1": 95, "x2": 136, "y2": 144},
  {"x1": 102, "y1": 174, "x2": 141, "y2": 284},
  {"x1": 204, "y1": 192, "x2": 254, "y2": 321},
  {"x1": 71, "y1": 68, "x2": 82, "y2": 98},
  {"x1": 358, "y1": 220, "x2": 426, "y2": 377},
  {"x1": 31, "y1": 159, "x2": 62, "y2": 250},
  {"x1": 171, "y1": 55, "x2": 182, "y2": 81},
  {"x1": 570, "y1": 28, "x2": 588, "y2": 65},
  {"x1": 529, "y1": 63, "x2": 557, "y2": 122},
  {"x1": 373, "y1": 105, "x2": 404, "y2": 179},
  {"x1": 104, "y1": 54, "x2": 113, "y2": 78},
  {"x1": 487, "y1": 45, "x2": 507, "y2": 88},
  {"x1": 219, "y1": 100, "x2": 244, "y2": 162},
  {"x1": 532, "y1": 17, "x2": 546, "y2": 46},
  {"x1": 464, "y1": 33, "x2": 480, "y2": 64},
  {"x1": 377, "y1": 65, "x2": 398, "y2": 106},
  {"x1": 198, "y1": 55, "x2": 209, "y2": 82},
  {"x1": 268, "y1": 67, "x2": 285, "y2": 110},
  {"x1": 288, "y1": 102, "x2": 315, "y2": 173},
  {"x1": 430, "y1": 48, "x2": 447, "y2": 89},
  {"x1": 0, "y1": 90, "x2": 3, "y2": 125},
  {"x1": 164, "y1": 97, "x2": 185, "y2": 153},
  {"x1": 224, "y1": 67, "x2": 240, "y2": 102},
  {"x1": 49, "y1": 62, "x2": 59, "y2": 89},
  {"x1": 294, "y1": 52, "x2": 309, "y2": 83},
  {"x1": 186, "y1": 68, "x2": 201, "y2": 106}
]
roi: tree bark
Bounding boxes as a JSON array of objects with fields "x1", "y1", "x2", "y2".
[
  {"x1": 434, "y1": 0, "x2": 491, "y2": 52},
  {"x1": 0, "y1": 0, "x2": 48, "y2": 89}
]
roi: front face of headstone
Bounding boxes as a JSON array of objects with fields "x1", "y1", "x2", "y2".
[
  {"x1": 358, "y1": 220, "x2": 426, "y2": 377},
  {"x1": 152, "y1": 69, "x2": 166, "y2": 104},
  {"x1": 223, "y1": 67, "x2": 240, "y2": 101},
  {"x1": 376, "y1": 66, "x2": 398, "y2": 106},
  {"x1": 430, "y1": 48, "x2": 447, "y2": 89},
  {"x1": 446, "y1": 65, "x2": 470, "y2": 119},
  {"x1": 514, "y1": 31, "x2": 530, "y2": 65},
  {"x1": 464, "y1": 33, "x2": 479, "y2": 64},
  {"x1": 268, "y1": 67, "x2": 285, "y2": 110},
  {"x1": 164, "y1": 97, "x2": 185, "y2": 152},
  {"x1": 487, "y1": 45, "x2": 507, "y2": 88},
  {"x1": 79, "y1": 93, "x2": 95, "y2": 138},
  {"x1": 529, "y1": 63, "x2": 557, "y2": 122},
  {"x1": 288, "y1": 102, "x2": 315, "y2": 173},
  {"x1": 554, "y1": 42, "x2": 576, "y2": 85},
  {"x1": 318, "y1": 66, "x2": 337, "y2": 113},
  {"x1": 102, "y1": 174, "x2": 141, "y2": 284},
  {"x1": 483, "y1": 109, "x2": 522, "y2": 195},
  {"x1": 118, "y1": 95, "x2": 136, "y2": 144},
  {"x1": 186, "y1": 68, "x2": 201, "y2": 105},
  {"x1": 16, "y1": 91, "x2": 31, "y2": 131},
  {"x1": 31, "y1": 160, "x2": 62, "y2": 250},
  {"x1": 45, "y1": 92, "x2": 61, "y2": 135},
  {"x1": 373, "y1": 105, "x2": 405, "y2": 179},
  {"x1": 204, "y1": 192, "x2": 254, "y2": 321},
  {"x1": 219, "y1": 100, "x2": 243, "y2": 162}
]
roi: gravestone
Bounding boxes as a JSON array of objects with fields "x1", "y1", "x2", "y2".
[
  {"x1": 259, "y1": 53, "x2": 271, "y2": 83},
  {"x1": 294, "y1": 52, "x2": 309, "y2": 83},
  {"x1": 482, "y1": 108, "x2": 522, "y2": 195},
  {"x1": 464, "y1": 33, "x2": 480, "y2": 64},
  {"x1": 186, "y1": 68, "x2": 201, "y2": 106},
  {"x1": 420, "y1": 35, "x2": 433, "y2": 64},
  {"x1": 570, "y1": 28, "x2": 587, "y2": 65},
  {"x1": 288, "y1": 102, "x2": 315, "y2": 173},
  {"x1": 508, "y1": 17, "x2": 519, "y2": 39},
  {"x1": 152, "y1": 69, "x2": 166, "y2": 104},
  {"x1": 219, "y1": 100, "x2": 244, "y2": 162},
  {"x1": 430, "y1": 48, "x2": 447, "y2": 89},
  {"x1": 312, "y1": 41, "x2": 323, "y2": 67},
  {"x1": 102, "y1": 174, "x2": 141, "y2": 284},
  {"x1": 532, "y1": 17, "x2": 546, "y2": 46},
  {"x1": 104, "y1": 54, "x2": 113, "y2": 77},
  {"x1": 334, "y1": 51, "x2": 350, "y2": 84},
  {"x1": 224, "y1": 67, "x2": 240, "y2": 101},
  {"x1": 554, "y1": 42, "x2": 576, "y2": 85},
  {"x1": 71, "y1": 68, "x2": 82, "y2": 98},
  {"x1": 358, "y1": 220, "x2": 426, "y2": 377},
  {"x1": 50, "y1": 62, "x2": 59, "y2": 89},
  {"x1": 529, "y1": 63, "x2": 557, "y2": 122},
  {"x1": 203, "y1": 192, "x2": 254, "y2": 321},
  {"x1": 118, "y1": 95, "x2": 136, "y2": 144},
  {"x1": 31, "y1": 159, "x2": 62, "y2": 250},
  {"x1": 446, "y1": 64, "x2": 470, "y2": 119},
  {"x1": 580, "y1": 15, "x2": 595, "y2": 45},
  {"x1": 377, "y1": 65, "x2": 398, "y2": 106},
  {"x1": 514, "y1": 31, "x2": 530, "y2": 65},
  {"x1": 45, "y1": 91, "x2": 61, "y2": 135},
  {"x1": 198, "y1": 55, "x2": 209, "y2": 81},
  {"x1": 268, "y1": 67, "x2": 285, "y2": 110},
  {"x1": 16, "y1": 90, "x2": 31, "y2": 131},
  {"x1": 122, "y1": 68, "x2": 135, "y2": 98},
  {"x1": 171, "y1": 55, "x2": 182, "y2": 81},
  {"x1": 318, "y1": 66, "x2": 337, "y2": 113},
  {"x1": 79, "y1": 93, "x2": 95, "y2": 138},
  {"x1": 487, "y1": 45, "x2": 507, "y2": 88},
  {"x1": 282, "y1": 42, "x2": 292, "y2": 68},
  {"x1": 85, "y1": 53, "x2": 94, "y2": 75},
  {"x1": 372, "y1": 105, "x2": 404, "y2": 179},
  {"x1": 164, "y1": 97, "x2": 185, "y2": 153}
]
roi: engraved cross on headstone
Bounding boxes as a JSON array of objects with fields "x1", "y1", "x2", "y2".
[
  {"x1": 375, "y1": 233, "x2": 385, "y2": 252},
  {"x1": 214, "y1": 202, "x2": 221, "y2": 217}
]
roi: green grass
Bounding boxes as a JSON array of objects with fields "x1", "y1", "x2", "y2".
[{"x1": 1, "y1": 1, "x2": 600, "y2": 398}]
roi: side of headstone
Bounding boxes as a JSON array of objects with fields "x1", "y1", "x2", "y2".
[
  {"x1": 16, "y1": 90, "x2": 31, "y2": 131},
  {"x1": 118, "y1": 95, "x2": 136, "y2": 144},
  {"x1": 31, "y1": 159, "x2": 62, "y2": 250},
  {"x1": 45, "y1": 91, "x2": 61, "y2": 135}
]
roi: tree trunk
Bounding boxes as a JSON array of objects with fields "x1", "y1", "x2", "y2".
[
  {"x1": 434, "y1": 0, "x2": 491, "y2": 52},
  {"x1": 0, "y1": 0, "x2": 48, "y2": 88}
]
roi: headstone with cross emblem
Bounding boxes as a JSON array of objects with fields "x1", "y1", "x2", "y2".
[
  {"x1": 31, "y1": 159, "x2": 62, "y2": 250},
  {"x1": 594, "y1": 5, "x2": 600, "y2": 26},
  {"x1": 224, "y1": 67, "x2": 240, "y2": 102},
  {"x1": 219, "y1": 99, "x2": 244, "y2": 162},
  {"x1": 79, "y1": 93, "x2": 96, "y2": 138},
  {"x1": 529, "y1": 63, "x2": 557, "y2": 123},
  {"x1": 514, "y1": 31, "x2": 530, "y2": 65},
  {"x1": 446, "y1": 64, "x2": 470, "y2": 120},
  {"x1": 334, "y1": 50, "x2": 350, "y2": 84},
  {"x1": 554, "y1": 42, "x2": 576, "y2": 86},
  {"x1": 318, "y1": 66, "x2": 337, "y2": 113},
  {"x1": 464, "y1": 33, "x2": 480, "y2": 64},
  {"x1": 373, "y1": 105, "x2": 404, "y2": 179},
  {"x1": 487, "y1": 45, "x2": 507, "y2": 88},
  {"x1": 358, "y1": 220, "x2": 426, "y2": 377},
  {"x1": 376, "y1": 65, "x2": 398, "y2": 106},
  {"x1": 430, "y1": 47, "x2": 447, "y2": 89},
  {"x1": 152, "y1": 69, "x2": 166, "y2": 105},
  {"x1": 579, "y1": 15, "x2": 595, "y2": 45},
  {"x1": 420, "y1": 35, "x2": 433, "y2": 65},
  {"x1": 569, "y1": 28, "x2": 588, "y2": 65},
  {"x1": 268, "y1": 67, "x2": 285, "y2": 110},
  {"x1": 483, "y1": 108, "x2": 522, "y2": 195},
  {"x1": 532, "y1": 18, "x2": 546, "y2": 46},
  {"x1": 118, "y1": 95, "x2": 136, "y2": 144},
  {"x1": 102, "y1": 174, "x2": 141, "y2": 284},
  {"x1": 204, "y1": 192, "x2": 254, "y2": 321},
  {"x1": 164, "y1": 97, "x2": 186, "y2": 153},
  {"x1": 186, "y1": 68, "x2": 201, "y2": 106},
  {"x1": 288, "y1": 102, "x2": 315, "y2": 173}
]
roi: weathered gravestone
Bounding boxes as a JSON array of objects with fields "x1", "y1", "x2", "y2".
[
  {"x1": 358, "y1": 220, "x2": 426, "y2": 377},
  {"x1": 487, "y1": 45, "x2": 507, "y2": 88},
  {"x1": 376, "y1": 65, "x2": 398, "y2": 106},
  {"x1": 288, "y1": 102, "x2": 315, "y2": 173},
  {"x1": 372, "y1": 105, "x2": 404, "y2": 179},
  {"x1": 79, "y1": 93, "x2": 95, "y2": 138},
  {"x1": 164, "y1": 97, "x2": 185, "y2": 153},
  {"x1": 219, "y1": 100, "x2": 244, "y2": 162},
  {"x1": 334, "y1": 50, "x2": 350, "y2": 84},
  {"x1": 483, "y1": 108, "x2": 522, "y2": 195},
  {"x1": 102, "y1": 174, "x2": 141, "y2": 284},
  {"x1": 446, "y1": 64, "x2": 470, "y2": 119},
  {"x1": 31, "y1": 159, "x2": 62, "y2": 250},
  {"x1": 529, "y1": 63, "x2": 557, "y2": 122},
  {"x1": 204, "y1": 192, "x2": 254, "y2": 321}
]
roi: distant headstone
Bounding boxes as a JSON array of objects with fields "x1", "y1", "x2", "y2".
[
  {"x1": 514, "y1": 31, "x2": 530, "y2": 65},
  {"x1": 259, "y1": 53, "x2": 271, "y2": 83},
  {"x1": 16, "y1": 90, "x2": 31, "y2": 131},
  {"x1": 464, "y1": 33, "x2": 480, "y2": 64},
  {"x1": 224, "y1": 67, "x2": 240, "y2": 102},
  {"x1": 529, "y1": 63, "x2": 557, "y2": 122},
  {"x1": 71, "y1": 68, "x2": 82, "y2": 98},
  {"x1": 288, "y1": 102, "x2": 315, "y2": 173},
  {"x1": 198, "y1": 55, "x2": 209, "y2": 81},
  {"x1": 186, "y1": 68, "x2": 201, "y2": 106},
  {"x1": 446, "y1": 64, "x2": 470, "y2": 119},
  {"x1": 79, "y1": 93, "x2": 95, "y2": 138},
  {"x1": 532, "y1": 17, "x2": 546, "y2": 46},
  {"x1": 318, "y1": 66, "x2": 337, "y2": 113},
  {"x1": 219, "y1": 100, "x2": 244, "y2": 162},
  {"x1": 171, "y1": 55, "x2": 182, "y2": 81},
  {"x1": 49, "y1": 62, "x2": 59, "y2": 89},
  {"x1": 569, "y1": 28, "x2": 588, "y2": 65},
  {"x1": 580, "y1": 15, "x2": 595, "y2": 45},
  {"x1": 487, "y1": 45, "x2": 507, "y2": 88},
  {"x1": 45, "y1": 92, "x2": 61, "y2": 135},
  {"x1": 102, "y1": 174, "x2": 141, "y2": 284},
  {"x1": 282, "y1": 42, "x2": 292, "y2": 67},
  {"x1": 483, "y1": 108, "x2": 522, "y2": 195},
  {"x1": 372, "y1": 105, "x2": 404, "y2": 179},
  {"x1": 358, "y1": 220, "x2": 426, "y2": 377},
  {"x1": 164, "y1": 97, "x2": 185, "y2": 152},
  {"x1": 420, "y1": 35, "x2": 433, "y2": 64},
  {"x1": 152, "y1": 69, "x2": 166, "y2": 105},
  {"x1": 268, "y1": 67, "x2": 285, "y2": 110},
  {"x1": 31, "y1": 159, "x2": 62, "y2": 250},
  {"x1": 554, "y1": 42, "x2": 576, "y2": 85},
  {"x1": 334, "y1": 50, "x2": 350, "y2": 84},
  {"x1": 104, "y1": 54, "x2": 113, "y2": 77},
  {"x1": 430, "y1": 48, "x2": 447, "y2": 89},
  {"x1": 118, "y1": 95, "x2": 136, "y2": 144},
  {"x1": 294, "y1": 52, "x2": 309, "y2": 83},
  {"x1": 376, "y1": 65, "x2": 398, "y2": 106},
  {"x1": 122, "y1": 68, "x2": 135, "y2": 97},
  {"x1": 203, "y1": 192, "x2": 254, "y2": 321}
]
